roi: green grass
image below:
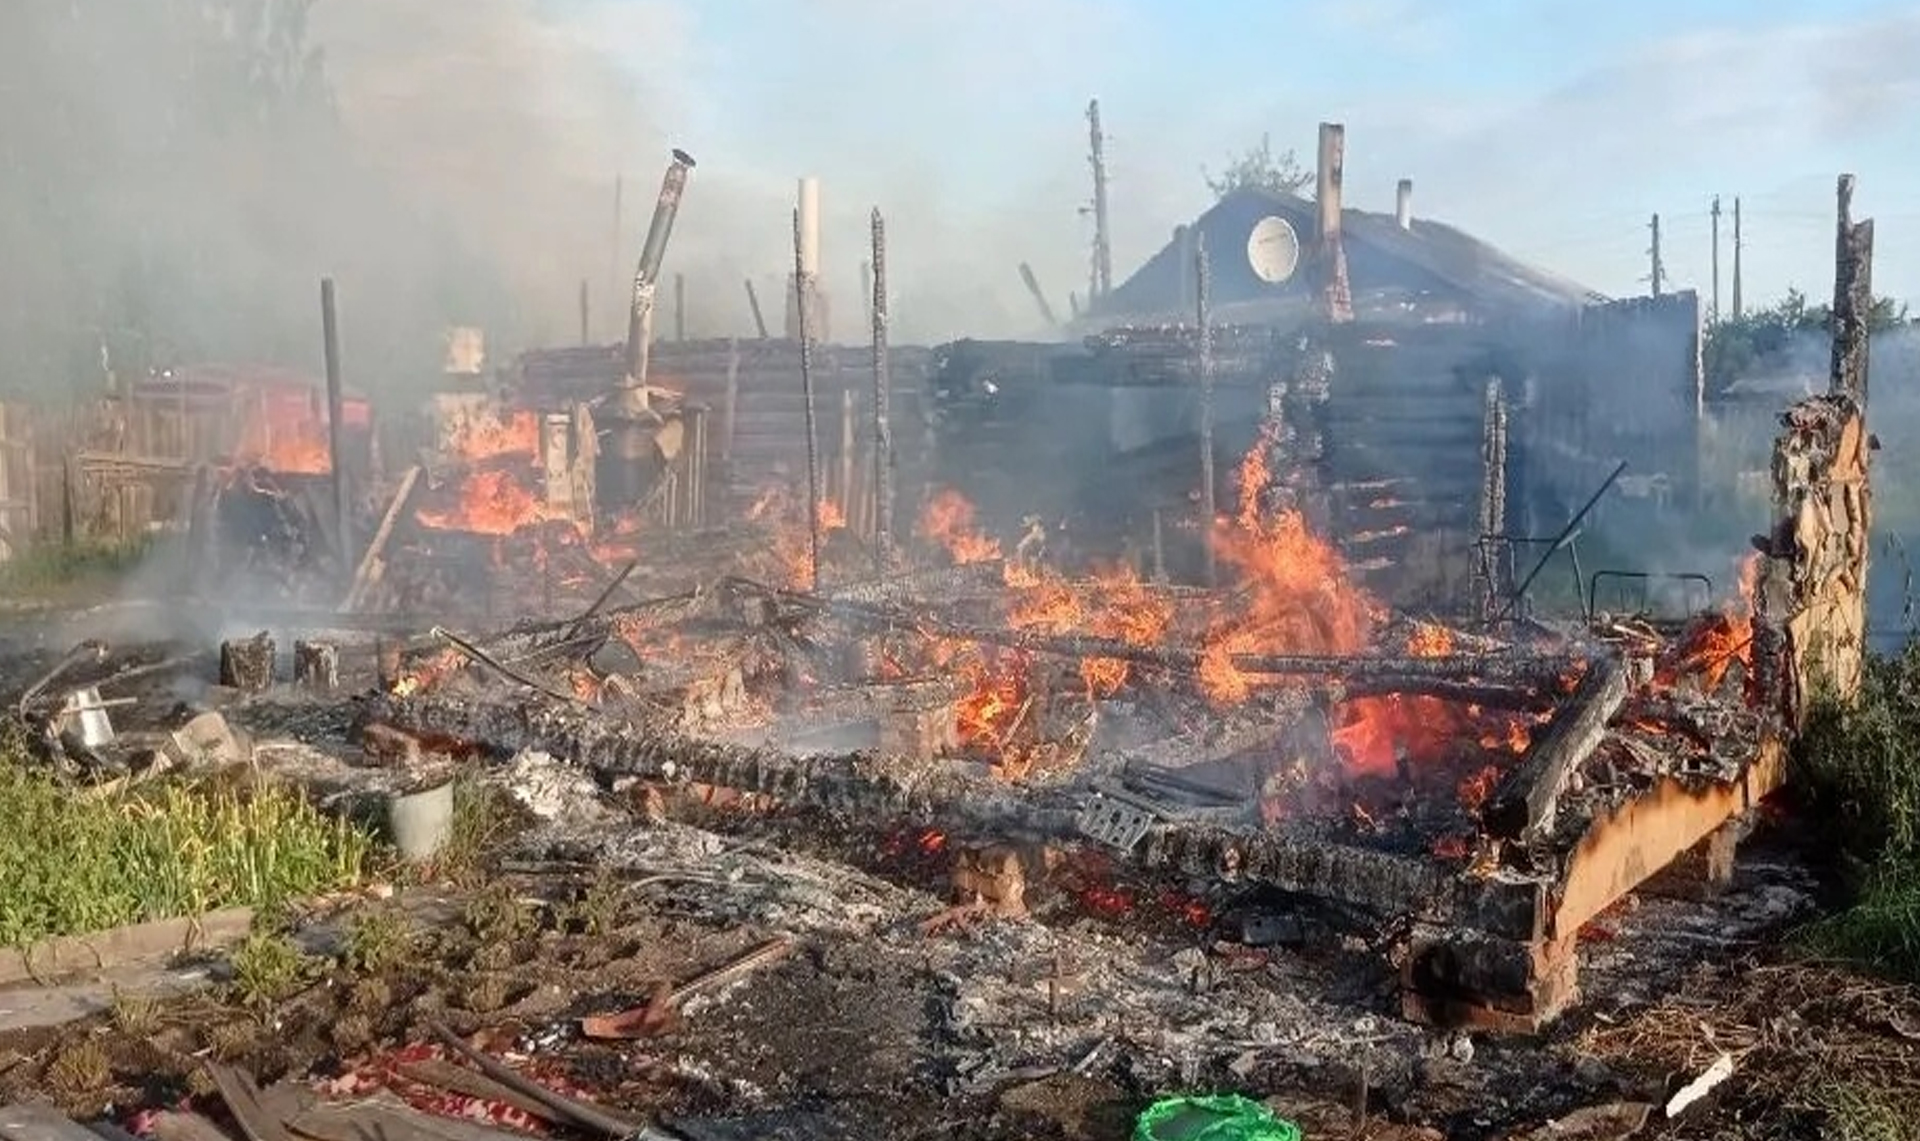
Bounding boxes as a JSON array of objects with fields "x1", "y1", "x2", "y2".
[
  {"x1": 1791, "y1": 644, "x2": 1920, "y2": 983},
  {"x1": 0, "y1": 536, "x2": 154, "y2": 598},
  {"x1": 1795, "y1": 857, "x2": 1920, "y2": 981},
  {"x1": 0, "y1": 764, "x2": 378, "y2": 948}
]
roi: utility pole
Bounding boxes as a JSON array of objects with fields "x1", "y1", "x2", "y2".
[
  {"x1": 1732, "y1": 197, "x2": 1744, "y2": 319},
  {"x1": 1648, "y1": 213, "x2": 1665, "y2": 298},
  {"x1": 1710, "y1": 196, "x2": 1722, "y2": 322},
  {"x1": 1086, "y1": 99, "x2": 1113, "y2": 302}
]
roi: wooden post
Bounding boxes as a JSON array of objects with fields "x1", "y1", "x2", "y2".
[
  {"x1": 839, "y1": 388, "x2": 855, "y2": 520},
  {"x1": 723, "y1": 339, "x2": 740, "y2": 461},
  {"x1": 1830, "y1": 174, "x2": 1874, "y2": 404},
  {"x1": 870, "y1": 208, "x2": 895, "y2": 568},
  {"x1": 793, "y1": 209, "x2": 822, "y2": 590},
  {"x1": 320, "y1": 278, "x2": 351, "y2": 582},
  {"x1": 1195, "y1": 231, "x2": 1217, "y2": 587},
  {"x1": 1315, "y1": 122, "x2": 1353, "y2": 323}
]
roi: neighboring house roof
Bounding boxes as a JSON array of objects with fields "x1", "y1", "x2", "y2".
[{"x1": 1093, "y1": 188, "x2": 1607, "y2": 324}]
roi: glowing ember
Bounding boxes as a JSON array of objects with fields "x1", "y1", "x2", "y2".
[
  {"x1": 919, "y1": 489, "x2": 1002, "y2": 564},
  {"x1": 817, "y1": 499, "x2": 848, "y2": 532}
]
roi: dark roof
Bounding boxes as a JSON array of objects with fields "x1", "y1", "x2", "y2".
[{"x1": 1095, "y1": 188, "x2": 1606, "y2": 323}]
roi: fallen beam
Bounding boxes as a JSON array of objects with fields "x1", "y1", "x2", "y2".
[
  {"x1": 806, "y1": 587, "x2": 1578, "y2": 687},
  {"x1": 1481, "y1": 656, "x2": 1627, "y2": 842}
]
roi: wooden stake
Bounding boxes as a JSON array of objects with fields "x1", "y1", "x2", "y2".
[{"x1": 870, "y1": 208, "x2": 895, "y2": 568}]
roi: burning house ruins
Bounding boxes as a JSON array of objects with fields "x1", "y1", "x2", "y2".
[{"x1": 0, "y1": 106, "x2": 1891, "y2": 1136}]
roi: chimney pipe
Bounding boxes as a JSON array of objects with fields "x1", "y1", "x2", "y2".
[
  {"x1": 1395, "y1": 179, "x2": 1413, "y2": 230},
  {"x1": 1315, "y1": 123, "x2": 1353, "y2": 323},
  {"x1": 798, "y1": 177, "x2": 821, "y2": 278},
  {"x1": 1315, "y1": 123, "x2": 1344, "y2": 245},
  {"x1": 622, "y1": 147, "x2": 696, "y2": 389}
]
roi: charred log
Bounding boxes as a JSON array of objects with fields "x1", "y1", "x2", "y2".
[
  {"x1": 1482, "y1": 656, "x2": 1628, "y2": 842},
  {"x1": 361, "y1": 694, "x2": 1054, "y2": 830}
]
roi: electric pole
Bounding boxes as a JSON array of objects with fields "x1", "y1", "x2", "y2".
[
  {"x1": 1710, "y1": 196, "x2": 1722, "y2": 322},
  {"x1": 1732, "y1": 197, "x2": 1744, "y2": 319},
  {"x1": 1087, "y1": 99, "x2": 1113, "y2": 302},
  {"x1": 1648, "y1": 214, "x2": 1665, "y2": 298}
]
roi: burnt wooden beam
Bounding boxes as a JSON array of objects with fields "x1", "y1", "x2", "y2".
[
  {"x1": 363, "y1": 692, "x2": 1550, "y2": 941},
  {"x1": 759, "y1": 583, "x2": 1579, "y2": 688},
  {"x1": 1482, "y1": 656, "x2": 1628, "y2": 841},
  {"x1": 361, "y1": 693, "x2": 1060, "y2": 832},
  {"x1": 1140, "y1": 825, "x2": 1545, "y2": 941}
]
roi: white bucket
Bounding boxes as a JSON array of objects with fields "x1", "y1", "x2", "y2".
[{"x1": 386, "y1": 779, "x2": 455, "y2": 862}]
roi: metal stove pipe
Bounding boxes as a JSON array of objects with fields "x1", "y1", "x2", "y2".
[{"x1": 622, "y1": 148, "x2": 697, "y2": 389}]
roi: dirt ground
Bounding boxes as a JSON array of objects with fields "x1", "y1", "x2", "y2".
[{"x1": 0, "y1": 779, "x2": 1912, "y2": 1141}]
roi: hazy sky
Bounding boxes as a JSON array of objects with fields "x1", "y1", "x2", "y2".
[{"x1": 530, "y1": 0, "x2": 1920, "y2": 335}]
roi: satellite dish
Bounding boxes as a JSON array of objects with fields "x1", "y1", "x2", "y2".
[{"x1": 1247, "y1": 216, "x2": 1301, "y2": 284}]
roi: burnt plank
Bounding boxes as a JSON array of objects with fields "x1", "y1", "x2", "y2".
[{"x1": 1483, "y1": 656, "x2": 1629, "y2": 841}]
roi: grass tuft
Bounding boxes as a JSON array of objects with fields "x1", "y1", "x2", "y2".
[
  {"x1": 1807, "y1": 1082, "x2": 1909, "y2": 1141},
  {"x1": 0, "y1": 537, "x2": 154, "y2": 597},
  {"x1": 1795, "y1": 642, "x2": 1920, "y2": 862},
  {"x1": 1792, "y1": 643, "x2": 1920, "y2": 986},
  {"x1": 0, "y1": 764, "x2": 376, "y2": 948}
]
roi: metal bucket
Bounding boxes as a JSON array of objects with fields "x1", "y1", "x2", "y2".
[
  {"x1": 59, "y1": 686, "x2": 116, "y2": 748},
  {"x1": 386, "y1": 779, "x2": 455, "y2": 862}
]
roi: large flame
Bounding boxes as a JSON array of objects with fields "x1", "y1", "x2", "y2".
[
  {"x1": 417, "y1": 467, "x2": 562, "y2": 536},
  {"x1": 1198, "y1": 427, "x2": 1379, "y2": 703}
]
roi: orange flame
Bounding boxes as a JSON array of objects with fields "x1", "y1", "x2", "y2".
[
  {"x1": 417, "y1": 468, "x2": 564, "y2": 536},
  {"x1": 235, "y1": 405, "x2": 332, "y2": 474},
  {"x1": 1660, "y1": 552, "x2": 1761, "y2": 691},
  {"x1": 919, "y1": 489, "x2": 1002, "y2": 564},
  {"x1": 1198, "y1": 428, "x2": 1378, "y2": 703},
  {"x1": 445, "y1": 410, "x2": 540, "y2": 463}
]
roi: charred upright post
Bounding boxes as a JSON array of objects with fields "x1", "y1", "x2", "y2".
[
  {"x1": 1477, "y1": 378, "x2": 1510, "y2": 621},
  {"x1": 1195, "y1": 232, "x2": 1217, "y2": 586},
  {"x1": 1830, "y1": 174, "x2": 1874, "y2": 404},
  {"x1": 871, "y1": 208, "x2": 895, "y2": 568},
  {"x1": 1753, "y1": 178, "x2": 1875, "y2": 724},
  {"x1": 319, "y1": 277, "x2": 350, "y2": 580},
  {"x1": 1086, "y1": 99, "x2": 1113, "y2": 302}
]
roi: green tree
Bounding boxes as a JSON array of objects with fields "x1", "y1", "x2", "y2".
[
  {"x1": 1704, "y1": 288, "x2": 1911, "y2": 396},
  {"x1": 1204, "y1": 134, "x2": 1313, "y2": 200}
]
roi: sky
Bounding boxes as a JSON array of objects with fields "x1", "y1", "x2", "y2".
[{"x1": 316, "y1": 0, "x2": 1920, "y2": 342}]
